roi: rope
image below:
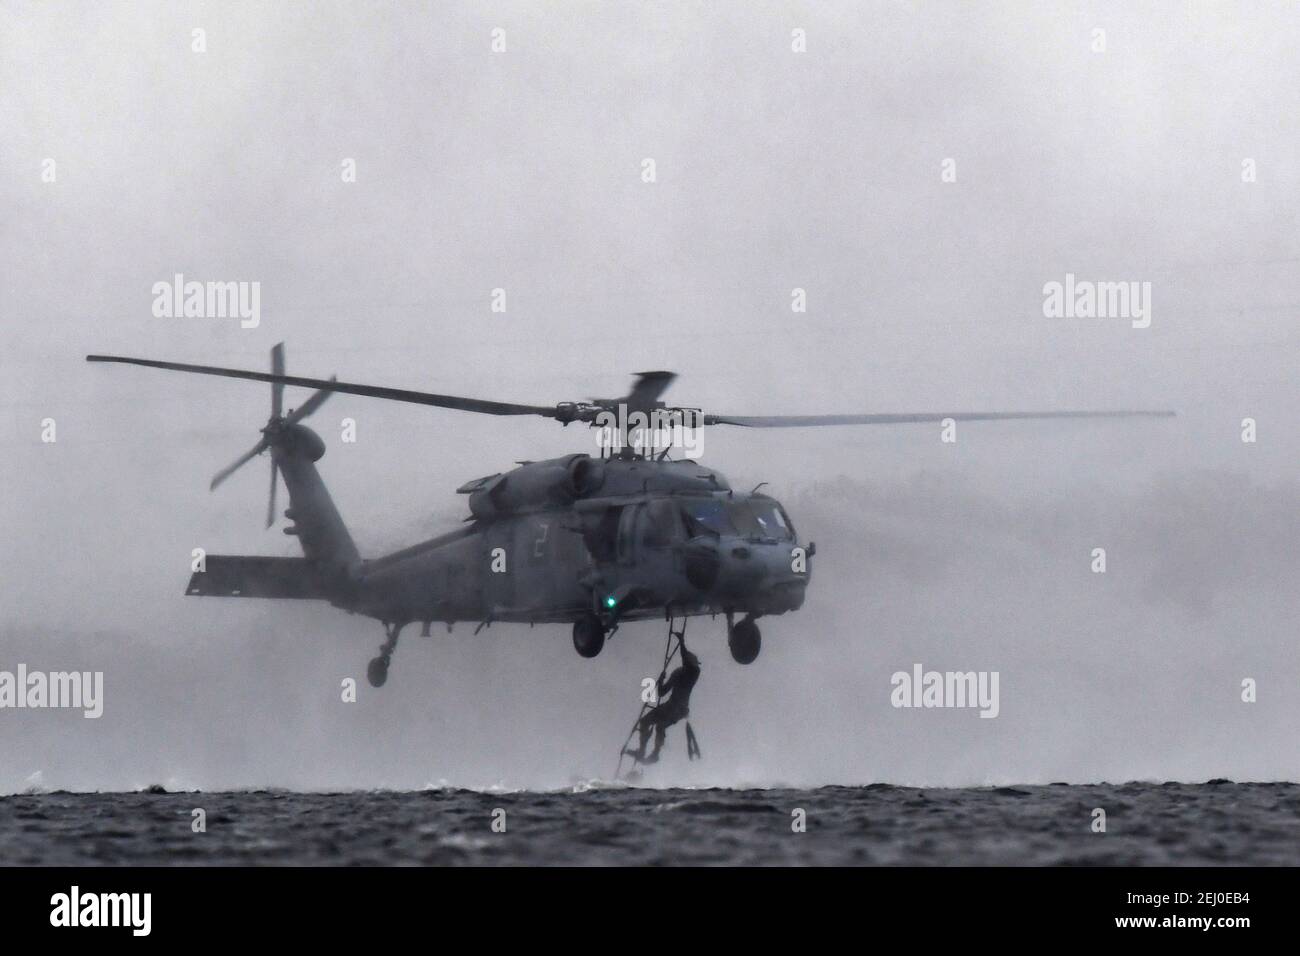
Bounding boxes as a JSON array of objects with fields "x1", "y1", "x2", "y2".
[{"x1": 614, "y1": 615, "x2": 686, "y2": 779}]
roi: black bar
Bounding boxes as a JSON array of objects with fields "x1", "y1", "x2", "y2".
[{"x1": 0, "y1": 866, "x2": 1282, "y2": 943}]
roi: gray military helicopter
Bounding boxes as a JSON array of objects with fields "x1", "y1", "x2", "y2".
[{"x1": 86, "y1": 345, "x2": 1172, "y2": 687}]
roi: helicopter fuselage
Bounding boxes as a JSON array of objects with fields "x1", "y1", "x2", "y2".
[{"x1": 336, "y1": 454, "x2": 811, "y2": 632}]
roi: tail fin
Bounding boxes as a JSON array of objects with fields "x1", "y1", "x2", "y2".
[{"x1": 272, "y1": 424, "x2": 360, "y2": 582}]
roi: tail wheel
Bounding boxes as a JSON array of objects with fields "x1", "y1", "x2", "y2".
[
  {"x1": 728, "y1": 618, "x2": 761, "y2": 664},
  {"x1": 572, "y1": 614, "x2": 606, "y2": 658}
]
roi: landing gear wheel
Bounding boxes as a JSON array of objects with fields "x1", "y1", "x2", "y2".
[
  {"x1": 367, "y1": 655, "x2": 390, "y2": 688},
  {"x1": 728, "y1": 617, "x2": 761, "y2": 664},
  {"x1": 572, "y1": 614, "x2": 606, "y2": 658}
]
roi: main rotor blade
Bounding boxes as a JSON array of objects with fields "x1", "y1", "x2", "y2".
[
  {"x1": 270, "y1": 342, "x2": 285, "y2": 420},
  {"x1": 594, "y1": 371, "x2": 677, "y2": 411},
  {"x1": 86, "y1": 355, "x2": 556, "y2": 418},
  {"x1": 284, "y1": 379, "x2": 335, "y2": 425},
  {"x1": 266, "y1": 459, "x2": 278, "y2": 529},
  {"x1": 210, "y1": 438, "x2": 269, "y2": 490},
  {"x1": 613, "y1": 371, "x2": 676, "y2": 408},
  {"x1": 629, "y1": 371, "x2": 676, "y2": 406},
  {"x1": 703, "y1": 410, "x2": 1176, "y2": 427}
]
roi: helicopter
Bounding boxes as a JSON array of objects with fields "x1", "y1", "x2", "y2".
[{"x1": 86, "y1": 345, "x2": 1173, "y2": 687}]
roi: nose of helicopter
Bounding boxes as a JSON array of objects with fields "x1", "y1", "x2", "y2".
[{"x1": 713, "y1": 537, "x2": 809, "y2": 612}]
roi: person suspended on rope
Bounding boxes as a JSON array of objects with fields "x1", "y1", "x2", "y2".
[{"x1": 623, "y1": 645, "x2": 701, "y2": 765}]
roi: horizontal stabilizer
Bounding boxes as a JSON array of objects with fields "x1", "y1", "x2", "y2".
[{"x1": 186, "y1": 555, "x2": 331, "y2": 599}]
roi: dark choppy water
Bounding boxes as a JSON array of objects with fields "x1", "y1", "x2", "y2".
[{"x1": 2, "y1": 782, "x2": 1296, "y2": 866}]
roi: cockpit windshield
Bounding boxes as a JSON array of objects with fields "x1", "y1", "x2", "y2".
[
  {"x1": 744, "y1": 499, "x2": 794, "y2": 541},
  {"x1": 679, "y1": 497, "x2": 794, "y2": 541},
  {"x1": 681, "y1": 498, "x2": 734, "y2": 537}
]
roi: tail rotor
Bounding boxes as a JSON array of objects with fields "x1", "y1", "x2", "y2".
[{"x1": 207, "y1": 343, "x2": 334, "y2": 527}]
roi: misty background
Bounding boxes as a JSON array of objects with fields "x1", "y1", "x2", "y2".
[{"x1": 2, "y1": 2, "x2": 1297, "y2": 792}]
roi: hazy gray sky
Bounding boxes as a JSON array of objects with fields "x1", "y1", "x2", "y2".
[{"x1": 2, "y1": 2, "x2": 1296, "y2": 791}]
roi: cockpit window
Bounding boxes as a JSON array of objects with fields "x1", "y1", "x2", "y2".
[
  {"x1": 745, "y1": 500, "x2": 793, "y2": 541},
  {"x1": 680, "y1": 498, "x2": 735, "y2": 537},
  {"x1": 725, "y1": 501, "x2": 765, "y2": 537},
  {"x1": 679, "y1": 498, "x2": 794, "y2": 541}
]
